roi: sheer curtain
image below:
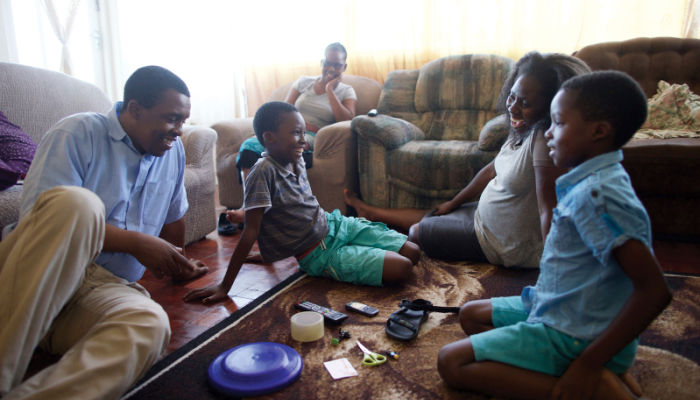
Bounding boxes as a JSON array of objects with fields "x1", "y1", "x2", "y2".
[
  {"x1": 244, "y1": 0, "x2": 699, "y2": 115},
  {"x1": 106, "y1": 0, "x2": 248, "y2": 126},
  {"x1": 4, "y1": 0, "x2": 699, "y2": 125},
  {"x1": 43, "y1": 0, "x2": 81, "y2": 75}
]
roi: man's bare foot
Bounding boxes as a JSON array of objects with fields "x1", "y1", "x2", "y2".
[
  {"x1": 596, "y1": 369, "x2": 637, "y2": 400},
  {"x1": 343, "y1": 189, "x2": 369, "y2": 218},
  {"x1": 620, "y1": 372, "x2": 643, "y2": 397},
  {"x1": 226, "y1": 209, "x2": 245, "y2": 225}
]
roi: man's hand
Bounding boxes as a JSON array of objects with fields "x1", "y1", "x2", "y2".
[
  {"x1": 183, "y1": 283, "x2": 229, "y2": 304},
  {"x1": 133, "y1": 235, "x2": 208, "y2": 280},
  {"x1": 172, "y1": 255, "x2": 209, "y2": 282}
]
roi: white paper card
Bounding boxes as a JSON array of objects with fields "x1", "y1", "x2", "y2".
[{"x1": 323, "y1": 358, "x2": 358, "y2": 380}]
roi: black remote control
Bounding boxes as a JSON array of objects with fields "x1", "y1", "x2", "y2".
[
  {"x1": 345, "y1": 301, "x2": 379, "y2": 317},
  {"x1": 295, "y1": 301, "x2": 348, "y2": 324}
]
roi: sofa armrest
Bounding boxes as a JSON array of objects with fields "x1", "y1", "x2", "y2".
[
  {"x1": 182, "y1": 125, "x2": 217, "y2": 168},
  {"x1": 308, "y1": 120, "x2": 358, "y2": 214},
  {"x1": 211, "y1": 118, "x2": 255, "y2": 208},
  {"x1": 351, "y1": 114, "x2": 424, "y2": 150},
  {"x1": 212, "y1": 118, "x2": 255, "y2": 166},
  {"x1": 313, "y1": 120, "x2": 353, "y2": 159},
  {"x1": 180, "y1": 125, "x2": 217, "y2": 244},
  {"x1": 478, "y1": 114, "x2": 510, "y2": 152}
]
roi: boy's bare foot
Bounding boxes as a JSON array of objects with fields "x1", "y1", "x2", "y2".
[
  {"x1": 620, "y1": 372, "x2": 643, "y2": 397},
  {"x1": 226, "y1": 209, "x2": 245, "y2": 225},
  {"x1": 245, "y1": 250, "x2": 263, "y2": 263},
  {"x1": 597, "y1": 369, "x2": 638, "y2": 400},
  {"x1": 343, "y1": 189, "x2": 369, "y2": 219}
]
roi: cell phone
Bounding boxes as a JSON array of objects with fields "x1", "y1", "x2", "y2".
[{"x1": 345, "y1": 301, "x2": 379, "y2": 317}]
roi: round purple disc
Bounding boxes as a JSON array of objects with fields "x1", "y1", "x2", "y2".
[{"x1": 208, "y1": 342, "x2": 303, "y2": 397}]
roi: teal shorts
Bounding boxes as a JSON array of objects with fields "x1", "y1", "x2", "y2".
[
  {"x1": 298, "y1": 209, "x2": 408, "y2": 286},
  {"x1": 470, "y1": 296, "x2": 638, "y2": 376}
]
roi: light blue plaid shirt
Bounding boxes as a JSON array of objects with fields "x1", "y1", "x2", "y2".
[
  {"x1": 19, "y1": 102, "x2": 188, "y2": 282},
  {"x1": 522, "y1": 150, "x2": 652, "y2": 340}
]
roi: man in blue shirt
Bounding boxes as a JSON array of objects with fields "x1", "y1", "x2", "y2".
[
  {"x1": 438, "y1": 71, "x2": 672, "y2": 399},
  {"x1": 0, "y1": 66, "x2": 207, "y2": 399}
]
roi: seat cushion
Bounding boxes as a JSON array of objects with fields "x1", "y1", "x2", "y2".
[{"x1": 386, "y1": 140, "x2": 495, "y2": 194}]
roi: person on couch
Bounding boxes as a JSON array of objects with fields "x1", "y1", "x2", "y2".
[
  {"x1": 0, "y1": 66, "x2": 207, "y2": 400},
  {"x1": 219, "y1": 42, "x2": 357, "y2": 232},
  {"x1": 344, "y1": 52, "x2": 590, "y2": 268}
]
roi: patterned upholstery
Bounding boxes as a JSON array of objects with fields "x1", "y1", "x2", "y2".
[{"x1": 353, "y1": 54, "x2": 514, "y2": 209}]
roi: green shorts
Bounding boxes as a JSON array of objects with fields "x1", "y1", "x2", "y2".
[
  {"x1": 298, "y1": 209, "x2": 407, "y2": 286},
  {"x1": 470, "y1": 296, "x2": 638, "y2": 376}
]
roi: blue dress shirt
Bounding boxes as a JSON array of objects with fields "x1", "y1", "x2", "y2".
[
  {"x1": 20, "y1": 102, "x2": 188, "y2": 282},
  {"x1": 522, "y1": 150, "x2": 652, "y2": 340}
]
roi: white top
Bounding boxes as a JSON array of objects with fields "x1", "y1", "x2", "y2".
[
  {"x1": 292, "y1": 76, "x2": 357, "y2": 129},
  {"x1": 474, "y1": 129, "x2": 553, "y2": 268}
]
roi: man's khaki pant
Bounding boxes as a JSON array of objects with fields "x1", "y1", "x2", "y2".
[{"x1": 0, "y1": 186, "x2": 170, "y2": 400}]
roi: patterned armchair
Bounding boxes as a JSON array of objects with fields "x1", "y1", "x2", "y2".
[{"x1": 352, "y1": 54, "x2": 514, "y2": 209}]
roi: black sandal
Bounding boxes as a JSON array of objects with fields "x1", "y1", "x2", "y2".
[{"x1": 385, "y1": 299, "x2": 459, "y2": 341}]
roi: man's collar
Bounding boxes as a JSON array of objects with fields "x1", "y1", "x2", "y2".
[{"x1": 108, "y1": 102, "x2": 128, "y2": 141}]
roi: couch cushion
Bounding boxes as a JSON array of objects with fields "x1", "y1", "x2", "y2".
[
  {"x1": 573, "y1": 37, "x2": 700, "y2": 98},
  {"x1": 414, "y1": 54, "x2": 512, "y2": 112},
  {"x1": 386, "y1": 140, "x2": 494, "y2": 193},
  {"x1": 0, "y1": 62, "x2": 111, "y2": 143}
]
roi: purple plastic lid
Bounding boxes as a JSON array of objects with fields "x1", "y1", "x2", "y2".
[{"x1": 208, "y1": 342, "x2": 303, "y2": 397}]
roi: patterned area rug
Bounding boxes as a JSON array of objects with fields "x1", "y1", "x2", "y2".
[{"x1": 123, "y1": 257, "x2": 700, "y2": 400}]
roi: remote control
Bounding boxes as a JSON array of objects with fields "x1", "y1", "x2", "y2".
[
  {"x1": 345, "y1": 301, "x2": 379, "y2": 317},
  {"x1": 295, "y1": 301, "x2": 348, "y2": 324}
]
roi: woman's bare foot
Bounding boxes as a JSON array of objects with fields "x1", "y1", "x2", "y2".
[
  {"x1": 343, "y1": 189, "x2": 369, "y2": 218},
  {"x1": 226, "y1": 209, "x2": 245, "y2": 224}
]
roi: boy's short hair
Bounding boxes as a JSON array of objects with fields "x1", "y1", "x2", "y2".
[
  {"x1": 561, "y1": 71, "x2": 648, "y2": 148},
  {"x1": 122, "y1": 66, "x2": 190, "y2": 112},
  {"x1": 253, "y1": 101, "x2": 298, "y2": 147}
]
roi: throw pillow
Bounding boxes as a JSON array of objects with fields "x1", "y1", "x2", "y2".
[
  {"x1": 642, "y1": 80, "x2": 700, "y2": 131},
  {"x1": 0, "y1": 111, "x2": 37, "y2": 190}
]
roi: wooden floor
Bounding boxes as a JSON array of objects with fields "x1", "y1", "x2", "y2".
[
  {"x1": 139, "y1": 223, "x2": 298, "y2": 356},
  {"x1": 141, "y1": 209, "x2": 700, "y2": 358}
]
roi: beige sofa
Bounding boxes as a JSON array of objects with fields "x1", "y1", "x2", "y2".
[
  {"x1": 212, "y1": 74, "x2": 382, "y2": 215},
  {"x1": 573, "y1": 37, "x2": 700, "y2": 239},
  {"x1": 0, "y1": 62, "x2": 217, "y2": 245}
]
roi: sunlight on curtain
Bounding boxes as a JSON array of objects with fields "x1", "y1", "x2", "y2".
[
  {"x1": 10, "y1": 0, "x2": 95, "y2": 82},
  {"x1": 112, "y1": 0, "x2": 249, "y2": 126},
  {"x1": 244, "y1": 0, "x2": 697, "y2": 115}
]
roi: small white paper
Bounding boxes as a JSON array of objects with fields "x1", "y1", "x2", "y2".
[{"x1": 323, "y1": 358, "x2": 358, "y2": 380}]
